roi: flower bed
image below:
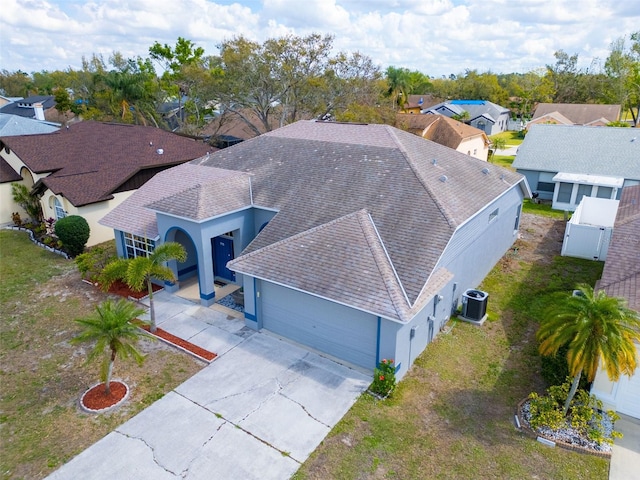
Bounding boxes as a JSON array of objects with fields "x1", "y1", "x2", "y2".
[
  {"x1": 515, "y1": 398, "x2": 615, "y2": 457},
  {"x1": 132, "y1": 320, "x2": 217, "y2": 362}
]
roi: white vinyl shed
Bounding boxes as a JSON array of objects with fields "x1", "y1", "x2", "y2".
[{"x1": 561, "y1": 197, "x2": 618, "y2": 261}]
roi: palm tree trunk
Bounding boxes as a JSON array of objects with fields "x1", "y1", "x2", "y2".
[
  {"x1": 147, "y1": 278, "x2": 157, "y2": 333},
  {"x1": 105, "y1": 349, "x2": 116, "y2": 395},
  {"x1": 563, "y1": 369, "x2": 582, "y2": 416}
]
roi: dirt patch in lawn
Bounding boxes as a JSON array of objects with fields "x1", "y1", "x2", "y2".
[{"x1": 0, "y1": 247, "x2": 205, "y2": 480}]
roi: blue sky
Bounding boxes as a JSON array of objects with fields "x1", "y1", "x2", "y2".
[{"x1": 1, "y1": 0, "x2": 638, "y2": 77}]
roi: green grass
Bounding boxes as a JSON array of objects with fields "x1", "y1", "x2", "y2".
[
  {"x1": 490, "y1": 154, "x2": 515, "y2": 169},
  {"x1": 489, "y1": 130, "x2": 525, "y2": 146},
  {"x1": 522, "y1": 199, "x2": 569, "y2": 219},
  {"x1": 0, "y1": 230, "x2": 203, "y2": 479},
  {"x1": 294, "y1": 215, "x2": 607, "y2": 480}
]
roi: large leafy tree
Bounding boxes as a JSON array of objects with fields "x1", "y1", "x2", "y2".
[
  {"x1": 93, "y1": 56, "x2": 161, "y2": 126},
  {"x1": 605, "y1": 31, "x2": 640, "y2": 125},
  {"x1": 72, "y1": 299, "x2": 146, "y2": 395},
  {"x1": 149, "y1": 37, "x2": 206, "y2": 131},
  {"x1": 537, "y1": 284, "x2": 640, "y2": 415},
  {"x1": 99, "y1": 242, "x2": 187, "y2": 333}
]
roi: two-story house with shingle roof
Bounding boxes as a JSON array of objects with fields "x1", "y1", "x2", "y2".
[
  {"x1": 423, "y1": 100, "x2": 511, "y2": 135},
  {"x1": 101, "y1": 120, "x2": 530, "y2": 378},
  {"x1": 512, "y1": 124, "x2": 640, "y2": 211},
  {"x1": 0, "y1": 121, "x2": 211, "y2": 245}
]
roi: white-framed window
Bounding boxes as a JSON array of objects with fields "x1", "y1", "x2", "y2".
[
  {"x1": 54, "y1": 197, "x2": 66, "y2": 220},
  {"x1": 489, "y1": 208, "x2": 499, "y2": 223},
  {"x1": 123, "y1": 232, "x2": 155, "y2": 258}
]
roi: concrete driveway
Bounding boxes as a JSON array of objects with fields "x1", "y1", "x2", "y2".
[{"x1": 47, "y1": 292, "x2": 370, "y2": 479}]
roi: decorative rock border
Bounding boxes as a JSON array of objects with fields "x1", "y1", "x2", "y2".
[
  {"x1": 5, "y1": 225, "x2": 70, "y2": 259},
  {"x1": 79, "y1": 380, "x2": 130, "y2": 414},
  {"x1": 514, "y1": 398, "x2": 612, "y2": 458}
]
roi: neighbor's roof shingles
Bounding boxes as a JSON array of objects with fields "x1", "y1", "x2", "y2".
[
  {"x1": 532, "y1": 103, "x2": 621, "y2": 125},
  {"x1": 395, "y1": 113, "x2": 488, "y2": 150},
  {"x1": 597, "y1": 185, "x2": 640, "y2": 312},
  {"x1": 0, "y1": 121, "x2": 211, "y2": 207},
  {"x1": 512, "y1": 124, "x2": 640, "y2": 180}
]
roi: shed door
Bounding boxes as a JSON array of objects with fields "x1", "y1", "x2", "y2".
[{"x1": 260, "y1": 282, "x2": 377, "y2": 370}]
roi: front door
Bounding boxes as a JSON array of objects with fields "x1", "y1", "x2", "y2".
[{"x1": 212, "y1": 236, "x2": 235, "y2": 282}]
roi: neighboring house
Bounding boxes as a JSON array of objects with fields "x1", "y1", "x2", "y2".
[
  {"x1": 0, "y1": 121, "x2": 212, "y2": 245},
  {"x1": 526, "y1": 111, "x2": 574, "y2": 126},
  {"x1": 530, "y1": 103, "x2": 621, "y2": 126},
  {"x1": 400, "y1": 94, "x2": 441, "y2": 114},
  {"x1": 423, "y1": 100, "x2": 511, "y2": 135},
  {"x1": 0, "y1": 113, "x2": 60, "y2": 136},
  {"x1": 0, "y1": 114, "x2": 60, "y2": 224},
  {"x1": 101, "y1": 120, "x2": 530, "y2": 379},
  {"x1": 0, "y1": 95, "x2": 57, "y2": 121},
  {"x1": 591, "y1": 185, "x2": 640, "y2": 419},
  {"x1": 512, "y1": 124, "x2": 640, "y2": 211},
  {"x1": 395, "y1": 113, "x2": 490, "y2": 161}
]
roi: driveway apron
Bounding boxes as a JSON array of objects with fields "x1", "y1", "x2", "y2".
[
  {"x1": 46, "y1": 291, "x2": 370, "y2": 479},
  {"x1": 609, "y1": 414, "x2": 640, "y2": 480}
]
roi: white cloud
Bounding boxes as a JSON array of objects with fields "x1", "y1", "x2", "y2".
[{"x1": 0, "y1": 0, "x2": 638, "y2": 78}]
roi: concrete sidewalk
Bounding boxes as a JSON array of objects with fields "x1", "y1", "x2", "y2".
[
  {"x1": 609, "y1": 414, "x2": 640, "y2": 480},
  {"x1": 47, "y1": 291, "x2": 370, "y2": 479}
]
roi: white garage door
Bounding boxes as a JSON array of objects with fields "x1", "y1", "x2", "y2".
[
  {"x1": 617, "y1": 369, "x2": 640, "y2": 418},
  {"x1": 260, "y1": 282, "x2": 378, "y2": 370}
]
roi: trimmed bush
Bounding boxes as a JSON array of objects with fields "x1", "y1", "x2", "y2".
[{"x1": 54, "y1": 215, "x2": 90, "y2": 257}]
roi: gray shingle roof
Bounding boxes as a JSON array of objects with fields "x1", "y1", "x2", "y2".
[
  {"x1": 100, "y1": 161, "x2": 235, "y2": 238},
  {"x1": 596, "y1": 185, "x2": 640, "y2": 312},
  {"x1": 193, "y1": 121, "x2": 522, "y2": 305},
  {"x1": 512, "y1": 124, "x2": 640, "y2": 180},
  {"x1": 532, "y1": 103, "x2": 621, "y2": 125},
  {"x1": 105, "y1": 120, "x2": 525, "y2": 320},
  {"x1": 0, "y1": 113, "x2": 59, "y2": 136},
  {"x1": 425, "y1": 100, "x2": 509, "y2": 123}
]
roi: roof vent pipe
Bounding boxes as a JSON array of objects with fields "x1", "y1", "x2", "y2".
[
  {"x1": 156, "y1": 148, "x2": 164, "y2": 155},
  {"x1": 432, "y1": 158, "x2": 437, "y2": 165},
  {"x1": 439, "y1": 175, "x2": 448, "y2": 183}
]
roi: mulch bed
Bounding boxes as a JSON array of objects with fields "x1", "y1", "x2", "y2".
[
  {"x1": 133, "y1": 320, "x2": 217, "y2": 362},
  {"x1": 80, "y1": 381, "x2": 128, "y2": 412},
  {"x1": 105, "y1": 280, "x2": 164, "y2": 300}
]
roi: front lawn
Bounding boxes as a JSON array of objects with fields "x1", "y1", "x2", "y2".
[
  {"x1": 294, "y1": 214, "x2": 607, "y2": 479},
  {"x1": 0, "y1": 231, "x2": 204, "y2": 479}
]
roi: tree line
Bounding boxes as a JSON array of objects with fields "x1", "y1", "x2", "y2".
[{"x1": 1, "y1": 31, "x2": 638, "y2": 134}]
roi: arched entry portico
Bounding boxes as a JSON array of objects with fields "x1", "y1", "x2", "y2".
[{"x1": 164, "y1": 227, "x2": 199, "y2": 297}]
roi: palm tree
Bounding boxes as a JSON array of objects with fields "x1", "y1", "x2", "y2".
[
  {"x1": 537, "y1": 283, "x2": 640, "y2": 415},
  {"x1": 72, "y1": 299, "x2": 146, "y2": 395},
  {"x1": 99, "y1": 242, "x2": 187, "y2": 333}
]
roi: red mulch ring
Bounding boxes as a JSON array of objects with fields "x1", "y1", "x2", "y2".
[
  {"x1": 100, "y1": 280, "x2": 164, "y2": 300},
  {"x1": 81, "y1": 381, "x2": 128, "y2": 412},
  {"x1": 133, "y1": 320, "x2": 217, "y2": 362}
]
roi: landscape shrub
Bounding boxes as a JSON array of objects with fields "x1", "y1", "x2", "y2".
[
  {"x1": 527, "y1": 378, "x2": 621, "y2": 445},
  {"x1": 54, "y1": 215, "x2": 90, "y2": 257},
  {"x1": 75, "y1": 245, "x2": 117, "y2": 282},
  {"x1": 370, "y1": 358, "x2": 397, "y2": 397}
]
